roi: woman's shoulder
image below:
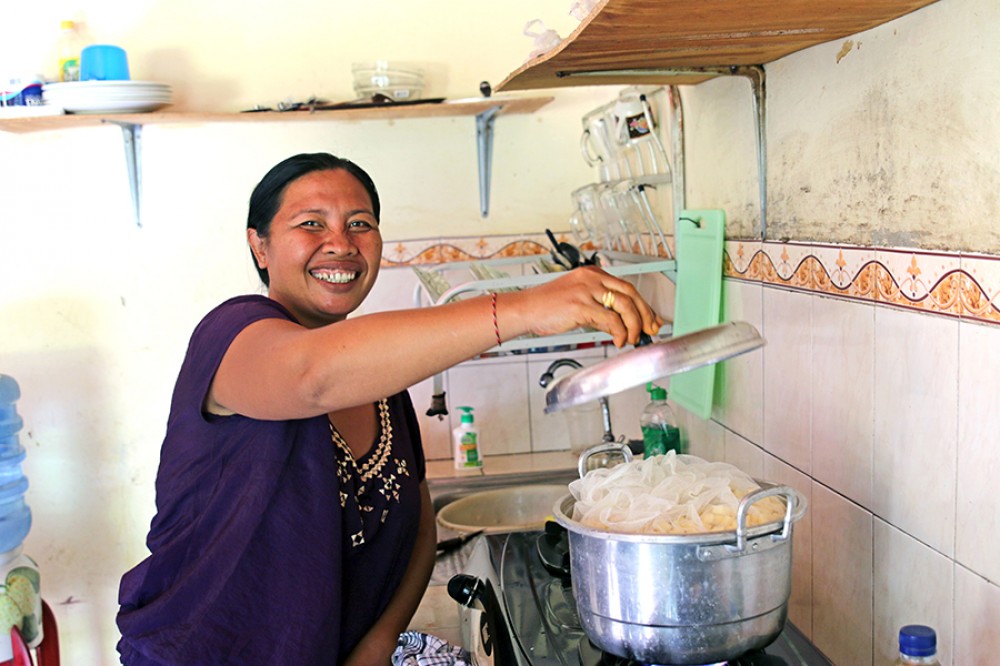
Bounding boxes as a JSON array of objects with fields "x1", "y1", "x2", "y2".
[
  {"x1": 210, "y1": 294, "x2": 294, "y2": 320},
  {"x1": 181, "y1": 296, "x2": 297, "y2": 362},
  {"x1": 194, "y1": 295, "x2": 295, "y2": 334}
]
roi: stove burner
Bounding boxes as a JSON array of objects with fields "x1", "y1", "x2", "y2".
[{"x1": 577, "y1": 637, "x2": 789, "y2": 666}]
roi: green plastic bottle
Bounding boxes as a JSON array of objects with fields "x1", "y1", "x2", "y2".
[{"x1": 640, "y1": 383, "x2": 680, "y2": 457}]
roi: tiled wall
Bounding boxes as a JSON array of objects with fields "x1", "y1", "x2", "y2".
[
  {"x1": 687, "y1": 241, "x2": 1000, "y2": 665},
  {"x1": 372, "y1": 232, "x2": 1000, "y2": 665}
]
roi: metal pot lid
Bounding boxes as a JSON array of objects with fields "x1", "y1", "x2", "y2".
[{"x1": 543, "y1": 321, "x2": 764, "y2": 413}]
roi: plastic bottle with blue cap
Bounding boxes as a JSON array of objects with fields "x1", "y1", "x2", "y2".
[
  {"x1": 0, "y1": 375, "x2": 43, "y2": 658},
  {"x1": 895, "y1": 624, "x2": 940, "y2": 665}
]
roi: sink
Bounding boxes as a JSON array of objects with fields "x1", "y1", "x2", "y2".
[
  {"x1": 428, "y1": 468, "x2": 578, "y2": 514},
  {"x1": 435, "y1": 484, "x2": 569, "y2": 534}
]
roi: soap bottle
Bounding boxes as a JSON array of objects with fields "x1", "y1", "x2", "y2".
[
  {"x1": 453, "y1": 406, "x2": 482, "y2": 470},
  {"x1": 639, "y1": 383, "x2": 680, "y2": 458},
  {"x1": 895, "y1": 625, "x2": 940, "y2": 665},
  {"x1": 56, "y1": 20, "x2": 84, "y2": 82}
]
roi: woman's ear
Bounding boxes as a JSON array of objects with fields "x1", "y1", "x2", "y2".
[{"x1": 247, "y1": 228, "x2": 267, "y2": 269}]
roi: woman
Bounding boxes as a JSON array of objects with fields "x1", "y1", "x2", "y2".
[{"x1": 117, "y1": 153, "x2": 662, "y2": 665}]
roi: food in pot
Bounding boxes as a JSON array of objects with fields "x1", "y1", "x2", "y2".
[{"x1": 568, "y1": 451, "x2": 786, "y2": 534}]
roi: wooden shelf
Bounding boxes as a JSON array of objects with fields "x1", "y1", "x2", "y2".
[
  {"x1": 0, "y1": 95, "x2": 553, "y2": 134},
  {"x1": 0, "y1": 95, "x2": 553, "y2": 226},
  {"x1": 497, "y1": 0, "x2": 939, "y2": 90}
]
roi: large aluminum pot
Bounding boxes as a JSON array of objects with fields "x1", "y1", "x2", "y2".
[{"x1": 554, "y1": 447, "x2": 807, "y2": 664}]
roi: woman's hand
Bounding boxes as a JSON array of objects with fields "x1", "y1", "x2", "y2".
[{"x1": 500, "y1": 266, "x2": 664, "y2": 348}]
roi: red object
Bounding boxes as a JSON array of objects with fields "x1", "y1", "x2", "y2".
[{"x1": 2, "y1": 600, "x2": 59, "y2": 666}]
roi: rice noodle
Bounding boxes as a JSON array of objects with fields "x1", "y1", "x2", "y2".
[{"x1": 568, "y1": 451, "x2": 787, "y2": 534}]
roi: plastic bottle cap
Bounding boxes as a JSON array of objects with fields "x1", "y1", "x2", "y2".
[
  {"x1": 899, "y1": 625, "x2": 937, "y2": 657},
  {"x1": 646, "y1": 383, "x2": 667, "y2": 401},
  {"x1": 458, "y1": 406, "x2": 475, "y2": 424},
  {"x1": 60, "y1": 20, "x2": 76, "y2": 30}
]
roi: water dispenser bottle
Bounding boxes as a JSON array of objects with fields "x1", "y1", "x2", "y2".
[{"x1": 0, "y1": 375, "x2": 42, "y2": 655}]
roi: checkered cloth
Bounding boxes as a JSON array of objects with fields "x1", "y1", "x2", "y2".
[{"x1": 392, "y1": 631, "x2": 472, "y2": 666}]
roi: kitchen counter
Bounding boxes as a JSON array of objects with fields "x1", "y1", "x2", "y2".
[{"x1": 425, "y1": 450, "x2": 579, "y2": 481}]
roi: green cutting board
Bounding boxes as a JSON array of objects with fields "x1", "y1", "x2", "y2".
[{"x1": 668, "y1": 209, "x2": 725, "y2": 419}]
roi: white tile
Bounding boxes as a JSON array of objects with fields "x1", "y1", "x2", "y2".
[
  {"x1": 446, "y1": 359, "x2": 531, "y2": 458},
  {"x1": 811, "y1": 483, "x2": 873, "y2": 666},
  {"x1": 873, "y1": 519, "x2": 953, "y2": 666},
  {"x1": 954, "y1": 565, "x2": 1000, "y2": 664},
  {"x1": 408, "y1": 375, "x2": 453, "y2": 461},
  {"x1": 811, "y1": 296, "x2": 875, "y2": 508},
  {"x1": 674, "y1": 406, "x2": 724, "y2": 460},
  {"x1": 712, "y1": 278, "x2": 764, "y2": 442},
  {"x1": 722, "y1": 430, "x2": 764, "y2": 479},
  {"x1": 762, "y1": 457, "x2": 813, "y2": 638},
  {"x1": 956, "y1": 321, "x2": 1000, "y2": 584},
  {"x1": 872, "y1": 307, "x2": 959, "y2": 555},
  {"x1": 762, "y1": 287, "x2": 813, "y2": 473}
]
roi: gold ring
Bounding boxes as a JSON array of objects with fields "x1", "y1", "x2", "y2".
[{"x1": 601, "y1": 290, "x2": 616, "y2": 309}]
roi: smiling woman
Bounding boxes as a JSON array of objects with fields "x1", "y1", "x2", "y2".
[{"x1": 114, "y1": 152, "x2": 663, "y2": 666}]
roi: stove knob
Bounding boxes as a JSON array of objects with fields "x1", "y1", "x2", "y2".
[{"x1": 447, "y1": 574, "x2": 485, "y2": 608}]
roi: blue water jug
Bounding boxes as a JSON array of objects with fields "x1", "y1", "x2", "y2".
[{"x1": 0, "y1": 375, "x2": 31, "y2": 552}]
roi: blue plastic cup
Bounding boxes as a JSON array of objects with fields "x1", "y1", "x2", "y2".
[{"x1": 80, "y1": 44, "x2": 130, "y2": 81}]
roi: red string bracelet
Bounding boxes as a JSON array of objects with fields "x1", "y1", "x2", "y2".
[{"x1": 490, "y1": 292, "x2": 502, "y2": 346}]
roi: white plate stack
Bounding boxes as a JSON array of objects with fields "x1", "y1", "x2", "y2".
[{"x1": 42, "y1": 81, "x2": 173, "y2": 114}]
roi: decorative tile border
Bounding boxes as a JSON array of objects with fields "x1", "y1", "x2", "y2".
[
  {"x1": 725, "y1": 241, "x2": 1000, "y2": 324},
  {"x1": 381, "y1": 234, "x2": 552, "y2": 267},
  {"x1": 383, "y1": 233, "x2": 1000, "y2": 326}
]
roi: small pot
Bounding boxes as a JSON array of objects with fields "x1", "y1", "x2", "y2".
[{"x1": 555, "y1": 445, "x2": 807, "y2": 664}]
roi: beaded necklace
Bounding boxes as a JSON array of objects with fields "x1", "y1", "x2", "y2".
[
  {"x1": 330, "y1": 398, "x2": 409, "y2": 548},
  {"x1": 329, "y1": 398, "x2": 393, "y2": 484}
]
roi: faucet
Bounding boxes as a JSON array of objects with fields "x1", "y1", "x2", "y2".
[{"x1": 539, "y1": 358, "x2": 615, "y2": 443}]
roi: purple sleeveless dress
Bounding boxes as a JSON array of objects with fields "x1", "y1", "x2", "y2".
[{"x1": 117, "y1": 295, "x2": 426, "y2": 664}]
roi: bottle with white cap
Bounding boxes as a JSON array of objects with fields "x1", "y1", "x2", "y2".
[
  {"x1": 895, "y1": 625, "x2": 940, "y2": 666},
  {"x1": 452, "y1": 406, "x2": 483, "y2": 470}
]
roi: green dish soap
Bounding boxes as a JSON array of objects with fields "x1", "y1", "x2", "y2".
[{"x1": 640, "y1": 383, "x2": 680, "y2": 458}]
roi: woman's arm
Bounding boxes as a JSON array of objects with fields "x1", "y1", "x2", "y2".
[
  {"x1": 341, "y1": 481, "x2": 437, "y2": 666},
  {"x1": 209, "y1": 266, "x2": 663, "y2": 420}
]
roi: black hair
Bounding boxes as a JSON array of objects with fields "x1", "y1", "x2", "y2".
[{"x1": 247, "y1": 153, "x2": 380, "y2": 286}]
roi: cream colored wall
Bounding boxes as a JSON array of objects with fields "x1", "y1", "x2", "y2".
[{"x1": 684, "y1": 0, "x2": 1000, "y2": 254}]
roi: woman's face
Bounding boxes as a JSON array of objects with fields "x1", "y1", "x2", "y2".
[{"x1": 248, "y1": 168, "x2": 382, "y2": 328}]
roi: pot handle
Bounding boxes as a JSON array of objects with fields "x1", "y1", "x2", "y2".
[
  {"x1": 577, "y1": 441, "x2": 633, "y2": 478},
  {"x1": 732, "y1": 484, "x2": 799, "y2": 553}
]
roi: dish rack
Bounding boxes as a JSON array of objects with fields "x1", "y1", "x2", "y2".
[
  {"x1": 411, "y1": 87, "x2": 690, "y2": 354},
  {"x1": 412, "y1": 254, "x2": 676, "y2": 355},
  {"x1": 569, "y1": 86, "x2": 685, "y2": 260}
]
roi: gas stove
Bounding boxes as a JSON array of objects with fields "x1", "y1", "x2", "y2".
[{"x1": 446, "y1": 531, "x2": 831, "y2": 666}]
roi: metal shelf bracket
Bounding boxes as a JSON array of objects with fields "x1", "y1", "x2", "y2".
[
  {"x1": 103, "y1": 120, "x2": 143, "y2": 228},
  {"x1": 475, "y1": 105, "x2": 501, "y2": 218}
]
